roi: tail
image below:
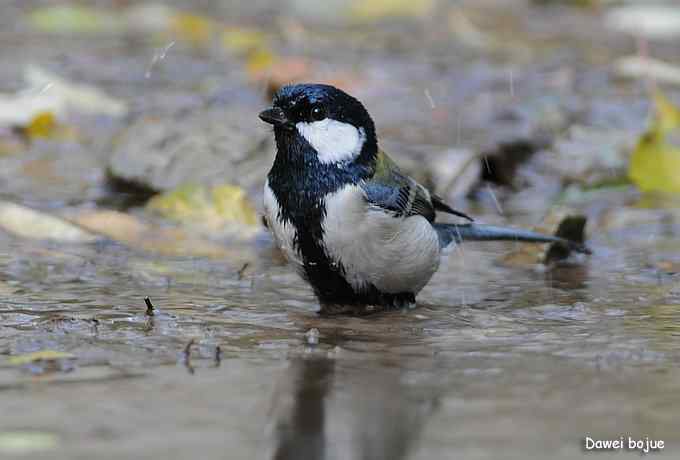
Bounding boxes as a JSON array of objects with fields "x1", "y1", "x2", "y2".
[{"x1": 434, "y1": 222, "x2": 591, "y2": 255}]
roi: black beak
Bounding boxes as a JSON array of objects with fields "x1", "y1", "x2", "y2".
[{"x1": 259, "y1": 107, "x2": 293, "y2": 130}]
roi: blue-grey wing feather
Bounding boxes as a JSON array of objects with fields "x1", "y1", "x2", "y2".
[{"x1": 361, "y1": 150, "x2": 471, "y2": 222}]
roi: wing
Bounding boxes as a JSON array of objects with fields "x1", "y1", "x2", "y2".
[
  {"x1": 361, "y1": 150, "x2": 473, "y2": 222},
  {"x1": 432, "y1": 194, "x2": 473, "y2": 221}
]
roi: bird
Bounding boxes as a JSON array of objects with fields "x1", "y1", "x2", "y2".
[{"x1": 259, "y1": 83, "x2": 589, "y2": 314}]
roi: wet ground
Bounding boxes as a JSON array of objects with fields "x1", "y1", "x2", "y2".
[{"x1": 1, "y1": 1, "x2": 680, "y2": 459}]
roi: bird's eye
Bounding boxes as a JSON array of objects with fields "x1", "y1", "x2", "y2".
[{"x1": 310, "y1": 105, "x2": 326, "y2": 121}]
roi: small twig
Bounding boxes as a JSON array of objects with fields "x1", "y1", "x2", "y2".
[
  {"x1": 144, "y1": 297, "x2": 155, "y2": 317},
  {"x1": 214, "y1": 345, "x2": 222, "y2": 367},
  {"x1": 237, "y1": 263, "x2": 250, "y2": 280},
  {"x1": 183, "y1": 339, "x2": 195, "y2": 375},
  {"x1": 184, "y1": 339, "x2": 195, "y2": 357},
  {"x1": 90, "y1": 318, "x2": 100, "y2": 334}
]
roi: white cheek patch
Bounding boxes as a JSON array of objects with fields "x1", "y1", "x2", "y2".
[{"x1": 296, "y1": 119, "x2": 366, "y2": 164}]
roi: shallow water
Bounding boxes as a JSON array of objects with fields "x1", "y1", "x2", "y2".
[{"x1": 1, "y1": 200, "x2": 679, "y2": 459}]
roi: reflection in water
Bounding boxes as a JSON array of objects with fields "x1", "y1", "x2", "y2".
[
  {"x1": 544, "y1": 264, "x2": 590, "y2": 291},
  {"x1": 269, "y1": 357, "x2": 437, "y2": 460},
  {"x1": 272, "y1": 358, "x2": 333, "y2": 460}
]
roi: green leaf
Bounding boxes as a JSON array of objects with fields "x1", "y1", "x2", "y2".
[
  {"x1": 29, "y1": 5, "x2": 124, "y2": 34},
  {"x1": 629, "y1": 91, "x2": 680, "y2": 194},
  {"x1": 0, "y1": 431, "x2": 59, "y2": 454},
  {"x1": 147, "y1": 184, "x2": 259, "y2": 229}
]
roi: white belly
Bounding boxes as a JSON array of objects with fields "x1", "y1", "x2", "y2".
[
  {"x1": 263, "y1": 180, "x2": 303, "y2": 268},
  {"x1": 322, "y1": 184, "x2": 441, "y2": 294}
]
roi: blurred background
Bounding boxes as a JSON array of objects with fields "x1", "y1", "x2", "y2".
[{"x1": 0, "y1": 0, "x2": 679, "y2": 459}]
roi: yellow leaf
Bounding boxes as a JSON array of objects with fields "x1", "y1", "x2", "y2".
[
  {"x1": 350, "y1": 0, "x2": 434, "y2": 21},
  {"x1": 24, "y1": 111, "x2": 57, "y2": 139},
  {"x1": 20, "y1": 110, "x2": 78, "y2": 142},
  {"x1": 170, "y1": 13, "x2": 215, "y2": 46},
  {"x1": 629, "y1": 91, "x2": 680, "y2": 194},
  {"x1": 147, "y1": 183, "x2": 259, "y2": 229},
  {"x1": 211, "y1": 185, "x2": 259, "y2": 226},
  {"x1": 246, "y1": 47, "x2": 277, "y2": 76},
  {"x1": 653, "y1": 91, "x2": 680, "y2": 133},
  {"x1": 222, "y1": 27, "x2": 267, "y2": 54},
  {"x1": 29, "y1": 5, "x2": 123, "y2": 34},
  {"x1": 8, "y1": 350, "x2": 75, "y2": 366}
]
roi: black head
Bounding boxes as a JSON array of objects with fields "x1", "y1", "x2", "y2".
[{"x1": 259, "y1": 84, "x2": 377, "y2": 166}]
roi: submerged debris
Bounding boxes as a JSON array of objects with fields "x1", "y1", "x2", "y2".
[
  {"x1": 214, "y1": 346, "x2": 222, "y2": 367},
  {"x1": 305, "y1": 328, "x2": 320, "y2": 346},
  {"x1": 144, "y1": 297, "x2": 155, "y2": 316},
  {"x1": 500, "y1": 208, "x2": 590, "y2": 267},
  {"x1": 544, "y1": 215, "x2": 589, "y2": 264},
  {"x1": 182, "y1": 339, "x2": 195, "y2": 375},
  {"x1": 8, "y1": 350, "x2": 77, "y2": 375},
  {"x1": 237, "y1": 263, "x2": 251, "y2": 280}
]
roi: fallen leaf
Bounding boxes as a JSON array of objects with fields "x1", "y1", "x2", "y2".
[
  {"x1": 26, "y1": 66, "x2": 128, "y2": 118},
  {"x1": 246, "y1": 47, "x2": 278, "y2": 76},
  {"x1": 0, "y1": 88, "x2": 61, "y2": 127},
  {"x1": 74, "y1": 210, "x2": 253, "y2": 260},
  {"x1": 147, "y1": 183, "x2": 259, "y2": 231},
  {"x1": 0, "y1": 201, "x2": 99, "y2": 242},
  {"x1": 8, "y1": 350, "x2": 77, "y2": 375},
  {"x1": 23, "y1": 111, "x2": 57, "y2": 139},
  {"x1": 656, "y1": 260, "x2": 680, "y2": 274},
  {"x1": 29, "y1": 5, "x2": 124, "y2": 34},
  {"x1": 629, "y1": 92, "x2": 680, "y2": 194},
  {"x1": 228, "y1": 26, "x2": 285, "y2": 85},
  {"x1": 222, "y1": 27, "x2": 268, "y2": 55},
  {"x1": 0, "y1": 66, "x2": 127, "y2": 127},
  {"x1": 210, "y1": 185, "x2": 260, "y2": 226},
  {"x1": 0, "y1": 431, "x2": 59, "y2": 455},
  {"x1": 170, "y1": 12, "x2": 215, "y2": 46},
  {"x1": 349, "y1": 0, "x2": 434, "y2": 21},
  {"x1": 8, "y1": 350, "x2": 75, "y2": 366}
]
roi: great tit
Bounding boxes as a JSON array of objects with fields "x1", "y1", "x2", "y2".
[{"x1": 259, "y1": 84, "x2": 588, "y2": 314}]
